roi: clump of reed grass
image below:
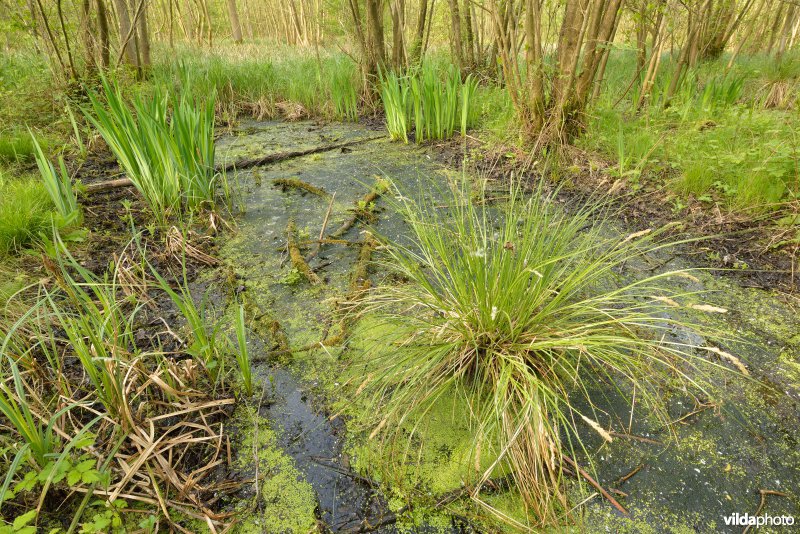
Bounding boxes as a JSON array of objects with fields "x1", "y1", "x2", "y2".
[
  {"x1": 357, "y1": 176, "x2": 738, "y2": 525},
  {"x1": 30, "y1": 133, "x2": 80, "y2": 224},
  {"x1": 0, "y1": 132, "x2": 38, "y2": 163},
  {"x1": 234, "y1": 304, "x2": 253, "y2": 396},
  {"x1": 380, "y1": 63, "x2": 478, "y2": 143},
  {"x1": 85, "y1": 77, "x2": 217, "y2": 226}
]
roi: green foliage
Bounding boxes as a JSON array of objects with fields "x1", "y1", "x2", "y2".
[
  {"x1": 380, "y1": 63, "x2": 479, "y2": 144},
  {"x1": 30, "y1": 133, "x2": 80, "y2": 223},
  {"x1": 586, "y1": 51, "x2": 800, "y2": 211},
  {"x1": 85, "y1": 76, "x2": 217, "y2": 225},
  {"x1": 79, "y1": 500, "x2": 127, "y2": 533},
  {"x1": 0, "y1": 509, "x2": 36, "y2": 534},
  {"x1": 152, "y1": 265, "x2": 227, "y2": 383},
  {"x1": 359, "y1": 176, "x2": 731, "y2": 524},
  {"x1": 0, "y1": 360, "x2": 63, "y2": 468},
  {"x1": 0, "y1": 176, "x2": 55, "y2": 256},
  {"x1": 234, "y1": 304, "x2": 253, "y2": 396},
  {"x1": 149, "y1": 46, "x2": 362, "y2": 121},
  {"x1": 379, "y1": 70, "x2": 409, "y2": 143},
  {"x1": 329, "y1": 57, "x2": 360, "y2": 121},
  {"x1": 45, "y1": 242, "x2": 143, "y2": 431},
  {"x1": 0, "y1": 133, "x2": 38, "y2": 164}
]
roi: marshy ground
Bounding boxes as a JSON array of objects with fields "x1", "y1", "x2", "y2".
[{"x1": 186, "y1": 120, "x2": 798, "y2": 532}]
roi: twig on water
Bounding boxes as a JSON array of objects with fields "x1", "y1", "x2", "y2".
[{"x1": 562, "y1": 455, "x2": 629, "y2": 516}]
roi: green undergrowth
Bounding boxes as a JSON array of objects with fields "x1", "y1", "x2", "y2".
[
  {"x1": 0, "y1": 175, "x2": 67, "y2": 256},
  {"x1": 585, "y1": 50, "x2": 800, "y2": 213},
  {"x1": 150, "y1": 44, "x2": 362, "y2": 122},
  {"x1": 379, "y1": 62, "x2": 479, "y2": 143}
]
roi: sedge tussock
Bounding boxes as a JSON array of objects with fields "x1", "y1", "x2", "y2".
[{"x1": 354, "y1": 176, "x2": 739, "y2": 526}]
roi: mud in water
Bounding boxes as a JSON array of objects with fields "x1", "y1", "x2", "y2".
[{"x1": 215, "y1": 120, "x2": 799, "y2": 533}]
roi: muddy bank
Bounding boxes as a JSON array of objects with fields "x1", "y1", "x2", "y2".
[{"x1": 214, "y1": 120, "x2": 798, "y2": 532}]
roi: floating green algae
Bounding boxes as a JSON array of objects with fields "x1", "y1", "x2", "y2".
[{"x1": 231, "y1": 405, "x2": 318, "y2": 533}]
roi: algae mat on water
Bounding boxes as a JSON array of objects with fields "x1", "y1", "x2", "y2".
[{"x1": 216, "y1": 121, "x2": 799, "y2": 532}]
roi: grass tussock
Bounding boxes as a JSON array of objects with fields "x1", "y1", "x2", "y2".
[
  {"x1": 0, "y1": 176, "x2": 56, "y2": 256},
  {"x1": 357, "y1": 177, "x2": 737, "y2": 525}
]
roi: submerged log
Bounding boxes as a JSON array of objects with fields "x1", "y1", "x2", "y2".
[
  {"x1": 272, "y1": 177, "x2": 328, "y2": 197},
  {"x1": 328, "y1": 178, "x2": 389, "y2": 239},
  {"x1": 287, "y1": 219, "x2": 322, "y2": 285},
  {"x1": 217, "y1": 135, "x2": 384, "y2": 173}
]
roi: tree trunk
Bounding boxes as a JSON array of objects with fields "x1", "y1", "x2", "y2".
[
  {"x1": 81, "y1": 0, "x2": 97, "y2": 75},
  {"x1": 390, "y1": 0, "x2": 406, "y2": 68},
  {"x1": 137, "y1": 0, "x2": 151, "y2": 68},
  {"x1": 113, "y1": 0, "x2": 139, "y2": 67},
  {"x1": 410, "y1": 0, "x2": 427, "y2": 61},
  {"x1": 365, "y1": 0, "x2": 386, "y2": 76},
  {"x1": 97, "y1": 0, "x2": 110, "y2": 68},
  {"x1": 463, "y1": 0, "x2": 476, "y2": 68},
  {"x1": 227, "y1": 0, "x2": 243, "y2": 42},
  {"x1": 524, "y1": 0, "x2": 544, "y2": 130},
  {"x1": 446, "y1": 0, "x2": 464, "y2": 71}
]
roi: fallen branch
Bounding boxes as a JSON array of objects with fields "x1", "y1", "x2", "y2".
[
  {"x1": 329, "y1": 179, "x2": 389, "y2": 240},
  {"x1": 613, "y1": 463, "x2": 644, "y2": 486},
  {"x1": 743, "y1": 489, "x2": 791, "y2": 534},
  {"x1": 562, "y1": 455, "x2": 629, "y2": 516},
  {"x1": 84, "y1": 177, "x2": 135, "y2": 194},
  {"x1": 217, "y1": 135, "x2": 384, "y2": 173}
]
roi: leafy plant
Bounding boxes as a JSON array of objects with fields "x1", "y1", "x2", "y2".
[
  {"x1": 234, "y1": 304, "x2": 253, "y2": 396},
  {"x1": 379, "y1": 69, "x2": 409, "y2": 143},
  {"x1": 0, "y1": 359, "x2": 64, "y2": 468},
  {"x1": 44, "y1": 246, "x2": 142, "y2": 431},
  {"x1": 30, "y1": 132, "x2": 80, "y2": 223},
  {"x1": 357, "y1": 177, "x2": 736, "y2": 525},
  {"x1": 151, "y1": 267, "x2": 226, "y2": 383},
  {"x1": 85, "y1": 77, "x2": 217, "y2": 225},
  {"x1": 380, "y1": 63, "x2": 478, "y2": 144}
]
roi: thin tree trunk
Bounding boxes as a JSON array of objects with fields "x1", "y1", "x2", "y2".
[
  {"x1": 97, "y1": 0, "x2": 110, "y2": 68},
  {"x1": 447, "y1": 0, "x2": 464, "y2": 71},
  {"x1": 463, "y1": 0, "x2": 475, "y2": 67},
  {"x1": 81, "y1": 0, "x2": 97, "y2": 75},
  {"x1": 390, "y1": 0, "x2": 405, "y2": 68},
  {"x1": 524, "y1": 0, "x2": 544, "y2": 129},
  {"x1": 137, "y1": 0, "x2": 151, "y2": 68},
  {"x1": 114, "y1": 0, "x2": 139, "y2": 67},
  {"x1": 410, "y1": 0, "x2": 428, "y2": 61},
  {"x1": 227, "y1": 0, "x2": 243, "y2": 42},
  {"x1": 365, "y1": 0, "x2": 386, "y2": 76}
]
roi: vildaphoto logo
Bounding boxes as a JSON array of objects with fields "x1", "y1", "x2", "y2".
[{"x1": 723, "y1": 512, "x2": 795, "y2": 527}]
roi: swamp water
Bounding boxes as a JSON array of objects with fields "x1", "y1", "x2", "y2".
[{"x1": 211, "y1": 121, "x2": 798, "y2": 532}]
